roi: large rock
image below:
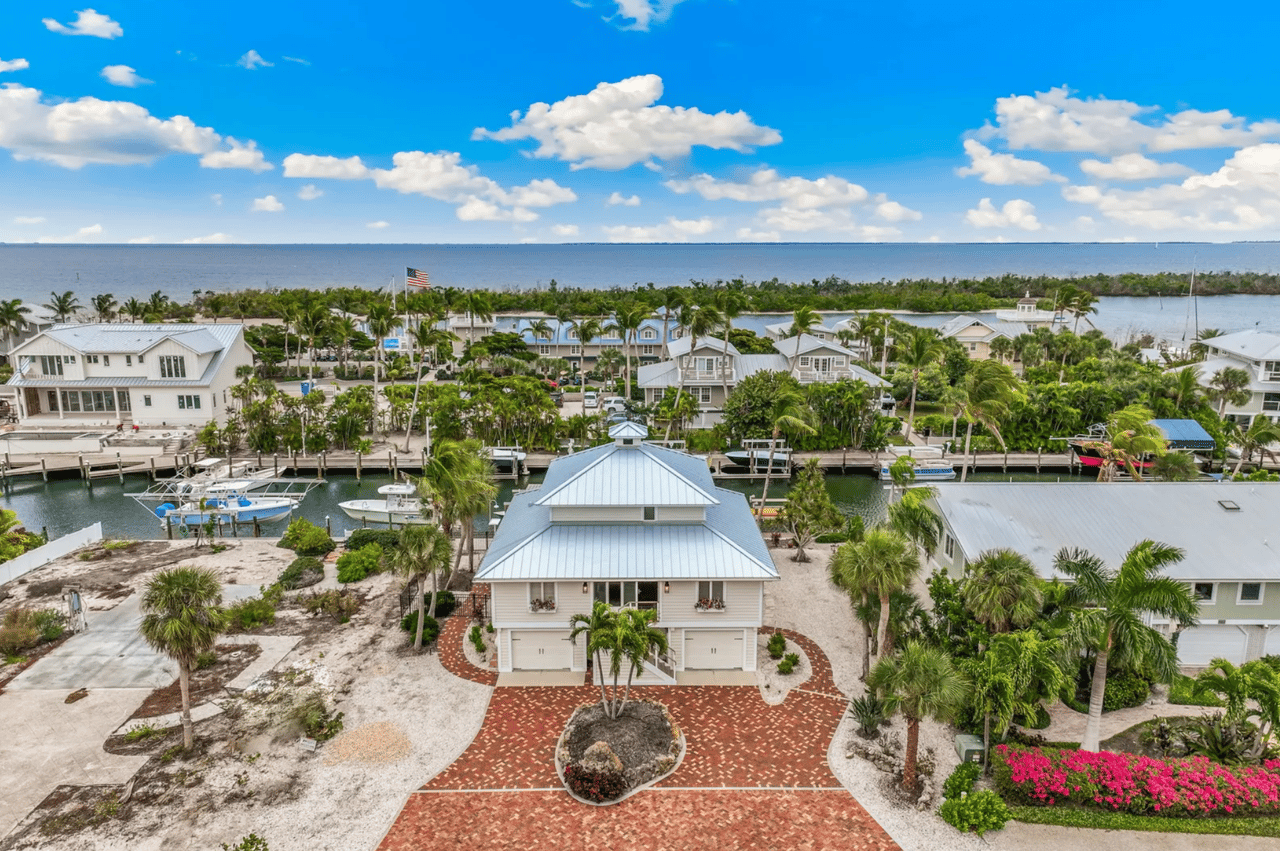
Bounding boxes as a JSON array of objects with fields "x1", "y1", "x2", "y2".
[{"x1": 580, "y1": 740, "x2": 623, "y2": 775}]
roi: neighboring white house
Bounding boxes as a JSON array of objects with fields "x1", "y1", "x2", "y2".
[
  {"x1": 637, "y1": 334, "x2": 889, "y2": 428},
  {"x1": 475, "y1": 421, "x2": 779, "y2": 680},
  {"x1": 6, "y1": 323, "x2": 254, "y2": 427},
  {"x1": 929, "y1": 482, "x2": 1280, "y2": 666},
  {"x1": 1194, "y1": 330, "x2": 1280, "y2": 426}
]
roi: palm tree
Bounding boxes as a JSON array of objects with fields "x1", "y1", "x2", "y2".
[
  {"x1": 138, "y1": 567, "x2": 229, "y2": 749},
  {"x1": 366, "y1": 304, "x2": 396, "y2": 431},
  {"x1": 569, "y1": 602, "x2": 668, "y2": 719},
  {"x1": 1170, "y1": 367, "x2": 1202, "y2": 413},
  {"x1": 1190, "y1": 328, "x2": 1222, "y2": 360},
  {"x1": 961, "y1": 549, "x2": 1042, "y2": 636},
  {"x1": 831, "y1": 527, "x2": 920, "y2": 666},
  {"x1": 1055, "y1": 540, "x2": 1200, "y2": 752},
  {"x1": 1086, "y1": 404, "x2": 1166, "y2": 483},
  {"x1": 989, "y1": 336, "x2": 1014, "y2": 365},
  {"x1": 658, "y1": 287, "x2": 684, "y2": 358},
  {"x1": 459, "y1": 290, "x2": 493, "y2": 345},
  {"x1": 609, "y1": 302, "x2": 648, "y2": 402},
  {"x1": 1068, "y1": 290, "x2": 1098, "y2": 333},
  {"x1": 788, "y1": 305, "x2": 820, "y2": 338},
  {"x1": 388, "y1": 524, "x2": 453, "y2": 650},
  {"x1": 1206, "y1": 366, "x2": 1252, "y2": 419},
  {"x1": 43, "y1": 290, "x2": 81, "y2": 323},
  {"x1": 569, "y1": 316, "x2": 604, "y2": 374},
  {"x1": 1230, "y1": 417, "x2": 1280, "y2": 477},
  {"x1": 0, "y1": 298, "x2": 31, "y2": 358},
  {"x1": 332, "y1": 315, "x2": 359, "y2": 376},
  {"x1": 90, "y1": 293, "x2": 117, "y2": 322},
  {"x1": 885, "y1": 487, "x2": 942, "y2": 557},
  {"x1": 868, "y1": 641, "x2": 968, "y2": 791},
  {"x1": 122, "y1": 297, "x2": 146, "y2": 323},
  {"x1": 755, "y1": 384, "x2": 816, "y2": 526},
  {"x1": 952, "y1": 359, "x2": 1021, "y2": 482},
  {"x1": 1151, "y1": 451, "x2": 1199, "y2": 481},
  {"x1": 663, "y1": 302, "x2": 722, "y2": 442},
  {"x1": 896, "y1": 327, "x2": 945, "y2": 438},
  {"x1": 146, "y1": 290, "x2": 170, "y2": 319},
  {"x1": 715, "y1": 289, "x2": 750, "y2": 401},
  {"x1": 416, "y1": 439, "x2": 497, "y2": 584}
]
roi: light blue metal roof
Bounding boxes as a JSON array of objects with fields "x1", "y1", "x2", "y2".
[
  {"x1": 933, "y1": 482, "x2": 1280, "y2": 583},
  {"x1": 35, "y1": 323, "x2": 241, "y2": 355},
  {"x1": 509, "y1": 317, "x2": 676, "y2": 347},
  {"x1": 533, "y1": 444, "x2": 719, "y2": 507},
  {"x1": 1151, "y1": 419, "x2": 1216, "y2": 450}
]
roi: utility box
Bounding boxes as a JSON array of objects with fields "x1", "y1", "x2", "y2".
[{"x1": 955, "y1": 734, "x2": 984, "y2": 764}]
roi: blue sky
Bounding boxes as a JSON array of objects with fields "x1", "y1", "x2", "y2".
[{"x1": 3, "y1": 1, "x2": 1280, "y2": 244}]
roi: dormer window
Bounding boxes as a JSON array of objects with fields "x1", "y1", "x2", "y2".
[{"x1": 642, "y1": 329, "x2": 656, "y2": 340}]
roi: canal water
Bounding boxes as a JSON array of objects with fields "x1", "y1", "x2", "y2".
[{"x1": 0, "y1": 469, "x2": 1091, "y2": 543}]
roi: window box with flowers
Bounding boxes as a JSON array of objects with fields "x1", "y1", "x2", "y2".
[
  {"x1": 529, "y1": 582, "x2": 557, "y2": 613},
  {"x1": 694, "y1": 581, "x2": 725, "y2": 612}
]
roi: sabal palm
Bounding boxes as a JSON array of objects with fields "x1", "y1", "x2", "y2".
[
  {"x1": 1207, "y1": 366, "x2": 1252, "y2": 418},
  {"x1": 756, "y1": 384, "x2": 816, "y2": 526},
  {"x1": 663, "y1": 302, "x2": 722, "y2": 441},
  {"x1": 139, "y1": 567, "x2": 229, "y2": 749},
  {"x1": 1230, "y1": 417, "x2": 1280, "y2": 477},
  {"x1": 43, "y1": 290, "x2": 81, "y2": 322},
  {"x1": 831, "y1": 528, "x2": 920, "y2": 666},
  {"x1": 953, "y1": 359, "x2": 1021, "y2": 482},
  {"x1": 388, "y1": 524, "x2": 453, "y2": 649},
  {"x1": 610, "y1": 302, "x2": 648, "y2": 402},
  {"x1": 896, "y1": 327, "x2": 945, "y2": 438},
  {"x1": 788, "y1": 305, "x2": 820, "y2": 338},
  {"x1": 1055, "y1": 540, "x2": 1199, "y2": 752},
  {"x1": 867, "y1": 641, "x2": 968, "y2": 790},
  {"x1": 884, "y1": 487, "x2": 942, "y2": 557},
  {"x1": 961, "y1": 548, "x2": 1042, "y2": 635},
  {"x1": 716, "y1": 290, "x2": 750, "y2": 401}
]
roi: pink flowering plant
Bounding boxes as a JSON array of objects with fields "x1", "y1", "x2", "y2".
[{"x1": 995, "y1": 745, "x2": 1280, "y2": 817}]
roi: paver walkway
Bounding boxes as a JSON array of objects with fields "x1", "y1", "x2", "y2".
[
  {"x1": 1042, "y1": 696, "x2": 1214, "y2": 745},
  {"x1": 376, "y1": 621, "x2": 898, "y2": 850}
]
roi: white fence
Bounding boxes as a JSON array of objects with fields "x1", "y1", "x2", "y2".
[{"x1": 0, "y1": 523, "x2": 104, "y2": 585}]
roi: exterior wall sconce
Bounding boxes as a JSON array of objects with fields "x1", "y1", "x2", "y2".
[
  {"x1": 582, "y1": 582, "x2": 589, "y2": 594},
  {"x1": 664, "y1": 581, "x2": 670, "y2": 594}
]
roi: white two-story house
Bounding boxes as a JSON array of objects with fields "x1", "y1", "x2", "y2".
[
  {"x1": 475, "y1": 421, "x2": 779, "y2": 680},
  {"x1": 1194, "y1": 330, "x2": 1280, "y2": 426},
  {"x1": 6, "y1": 323, "x2": 253, "y2": 427}
]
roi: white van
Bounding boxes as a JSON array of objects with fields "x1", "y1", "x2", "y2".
[{"x1": 583, "y1": 391, "x2": 599, "y2": 408}]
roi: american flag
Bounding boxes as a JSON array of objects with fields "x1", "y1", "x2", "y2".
[{"x1": 406, "y1": 267, "x2": 431, "y2": 288}]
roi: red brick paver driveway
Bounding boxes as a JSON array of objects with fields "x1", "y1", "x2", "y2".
[{"x1": 377, "y1": 620, "x2": 898, "y2": 851}]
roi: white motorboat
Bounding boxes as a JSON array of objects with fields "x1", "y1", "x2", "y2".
[
  {"x1": 339, "y1": 483, "x2": 435, "y2": 526},
  {"x1": 488, "y1": 447, "x2": 527, "y2": 474},
  {"x1": 156, "y1": 494, "x2": 300, "y2": 526},
  {"x1": 878, "y1": 445, "x2": 956, "y2": 481}
]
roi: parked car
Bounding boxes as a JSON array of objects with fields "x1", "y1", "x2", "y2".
[
  {"x1": 602, "y1": 396, "x2": 626, "y2": 414},
  {"x1": 583, "y1": 391, "x2": 599, "y2": 408}
]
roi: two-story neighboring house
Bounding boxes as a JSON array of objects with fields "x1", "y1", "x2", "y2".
[
  {"x1": 6, "y1": 323, "x2": 253, "y2": 427},
  {"x1": 929, "y1": 482, "x2": 1280, "y2": 667},
  {"x1": 937, "y1": 315, "x2": 1031, "y2": 362},
  {"x1": 1194, "y1": 330, "x2": 1280, "y2": 426},
  {"x1": 637, "y1": 334, "x2": 889, "y2": 428},
  {"x1": 475, "y1": 421, "x2": 779, "y2": 680},
  {"x1": 511, "y1": 317, "x2": 678, "y2": 372}
]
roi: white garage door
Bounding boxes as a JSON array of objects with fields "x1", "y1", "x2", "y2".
[
  {"x1": 1266, "y1": 627, "x2": 1280, "y2": 657},
  {"x1": 511, "y1": 630, "x2": 570, "y2": 670},
  {"x1": 1178, "y1": 625, "x2": 1248, "y2": 666},
  {"x1": 684, "y1": 630, "x2": 744, "y2": 669}
]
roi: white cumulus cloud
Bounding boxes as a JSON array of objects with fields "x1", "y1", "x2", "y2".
[
  {"x1": 13, "y1": 215, "x2": 45, "y2": 224},
  {"x1": 0, "y1": 84, "x2": 269, "y2": 172},
  {"x1": 211, "y1": 194, "x2": 222, "y2": 206},
  {"x1": 200, "y1": 138, "x2": 272, "y2": 173},
  {"x1": 874, "y1": 200, "x2": 923, "y2": 223},
  {"x1": 955, "y1": 139, "x2": 1064, "y2": 185},
  {"x1": 282, "y1": 56, "x2": 310, "y2": 65},
  {"x1": 735, "y1": 227, "x2": 780, "y2": 242},
  {"x1": 600, "y1": 0, "x2": 690, "y2": 30},
  {"x1": 252, "y1": 195, "x2": 284, "y2": 212},
  {"x1": 39, "y1": 223, "x2": 104, "y2": 243},
  {"x1": 297, "y1": 184, "x2": 323, "y2": 200},
  {"x1": 965, "y1": 198, "x2": 1042, "y2": 231},
  {"x1": 182, "y1": 232, "x2": 233, "y2": 244},
  {"x1": 283, "y1": 154, "x2": 370, "y2": 180},
  {"x1": 0, "y1": 58, "x2": 30, "y2": 73},
  {"x1": 552, "y1": 223, "x2": 581, "y2": 236},
  {"x1": 366, "y1": 220, "x2": 389, "y2": 229},
  {"x1": 237, "y1": 50, "x2": 273, "y2": 70},
  {"x1": 1078, "y1": 153, "x2": 1194, "y2": 181},
  {"x1": 607, "y1": 192, "x2": 641, "y2": 206},
  {"x1": 127, "y1": 235, "x2": 156, "y2": 243},
  {"x1": 43, "y1": 9, "x2": 122, "y2": 38},
  {"x1": 473, "y1": 74, "x2": 781, "y2": 170},
  {"x1": 602, "y1": 216, "x2": 715, "y2": 242},
  {"x1": 100, "y1": 65, "x2": 151, "y2": 87}
]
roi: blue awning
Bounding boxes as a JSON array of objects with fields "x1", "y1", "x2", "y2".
[{"x1": 1151, "y1": 419, "x2": 1216, "y2": 450}]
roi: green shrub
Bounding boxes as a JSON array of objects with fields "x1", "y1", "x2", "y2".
[
  {"x1": 469, "y1": 625, "x2": 486, "y2": 654},
  {"x1": 301, "y1": 589, "x2": 360, "y2": 623},
  {"x1": 279, "y1": 556, "x2": 324, "y2": 590},
  {"x1": 942, "y1": 761, "x2": 983, "y2": 800},
  {"x1": 411, "y1": 590, "x2": 457, "y2": 619},
  {"x1": 1101, "y1": 668, "x2": 1152, "y2": 712},
  {"x1": 29, "y1": 609, "x2": 66, "y2": 643},
  {"x1": 485, "y1": 622, "x2": 495, "y2": 633},
  {"x1": 222, "y1": 835, "x2": 270, "y2": 851},
  {"x1": 227, "y1": 594, "x2": 277, "y2": 632},
  {"x1": 336, "y1": 544, "x2": 383, "y2": 583},
  {"x1": 767, "y1": 632, "x2": 787, "y2": 660},
  {"x1": 290, "y1": 691, "x2": 344, "y2": 742},
  {"x1": 777, "y1": 657, "x2": 796, "y2": 675},
  {"x1": 1169, "y1": 674, "x2": 1225, "y2": 707},
  {"x1": 345, "y1": 529, "x2": 402, "y2": 551},
  {"x1": 814, "y1": 532, "x2": 848, "y2": 544},
  {"x1": 123, "y1": 722, "x2": 164, "y2": 743},
  {"x1": 195, "y1": 650, "x2": 218, "y2": 670},
  {"x1": 279, "y1": 518, "x2": 334, "y2": 556},
  {"x1": 939, "y1": 790, "x2": 1011, "y2": 836},
  {"x1": 0, "y1": 608, "x2": 44, "y2": 655},
  {"x1": 399, "y1": 611, "x2": 441, "y2": 643},
  {"x1": 848, "y1": 693, "x2": 889, "y2": 738}
]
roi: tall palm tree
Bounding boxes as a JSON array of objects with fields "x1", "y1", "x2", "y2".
[
  {"x1": 569, "y1": 316, "x2": 604, "y2": 374},
  {"x1": 610, "y1": 302, "x2": 648, "y2": 402},
  {"x1": 146, "y1": 290, "x2": 170, "y2": 319},
  {"x1": 0, "y1": 298, "x2": 31, "y2": 358},
  {"x1": 332, "y1": 315, "x2": 359, "y2": 376},
  {"x1": 1055, "y1": 540, "x2": 1199, "y2": 752},
  {"x1": 662, "y1": 302, "x2": 722, "y2": 441},
  {"x1": 896, "y1": 327, "x2": 945, "y2": 438},
  {"x1": 388, "y1": 524, "x2": 453, "y2": 649},
  {"x1": 787, "y1": 305, "x2": 820, "y2": 338},
  {"x1": 90, "y1": 293, "x2": 117, "y2": 323},
  {"x1": 1230, "y1": 417, "x2": 1280, "y2": 477},
  {"x1": 658, "y1": 287, "x2": 684, "y2": 358},
  {"x1": 868, "y1": 641, "x2": 968, "y2": 790},
  {"x1": 1068, "y1": 290, "x2": 1098, "y2": 333},
  {"x1": 1206, "y1": 366, "x2": 1252, "y2": 418},
  {"x1": 366, "y1": 304, "x2": 396, "y2": 431},
  {"x1": 526, "y1": 317, "x2": 554, "y2": 357},
  {"x1": 1190, "y1": 328, "x2": 1222, "y2": 361},
  {"x1": 459, "y1": 290, "x2": 493, "y2": 345},
  {"x1": 569, "y1": 602, "x2": 667, "y2": 719},
  {"x1": 43, "y1": 290, "x2": 81, "y2": 323},
  {"x1": 416, "y1": 439, "x2": 497, "y2": 583},
  {"x1": 961, "y1": 549, "x2": 1042, "y2": 636},
  {"x1": 831, "y1": 527, "x2": 920, "y2": 666},
  {"x1": 139, "y1": 567, "x2": 229, "y2": 749},
  {"x1": 1170, "y1": 366, "x2": 1202, "y2": 413},
  {"x1": 1086, "y1": 404, "x2": 1166, "y2": 482},
  {"x1": 716, "y1": 289, "x2": 750, "y2": 401},
  {"x1": 885, "y1": 487, "x2": 942, "y2": 557},
  {"x1": 296, "y1": 302, "x2": 330, "y2": 378},
  {"x1": 952, "y1": 359, "x2": 1021, "y2": 482},
  {"x1": 755, "y1": 383, "x2": 815, "y2": 525},
  {"x1": 122, "y1": 297, "x2": 146, "y2": 323}
]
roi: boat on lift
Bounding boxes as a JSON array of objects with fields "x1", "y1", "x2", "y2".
[
  {"x1": 339, "y1": 483, "x2": 435, "y2": 526},
  {"x1": 155, "y1": 492, "x2": 301, "y2": 526},
  {"x1": 878, "y1": 445, "x2": 957, "y2": 481},
  {"x1": 724, "y1": 439, "x2": 791, "y2": 471},
  {"x1": 488, "y1": 446, "x2": 527, "y2": 475}
]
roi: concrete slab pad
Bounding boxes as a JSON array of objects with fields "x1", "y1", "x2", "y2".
[
  {"x1": 497, "y1": 671, "x2": 585, "y2": 687},
  {"x1": 0, "y1": 688, "x2": 151, "y2": 839},
  {"x1": 675, "y1": 670, "x2": 757, "y2": 686}
]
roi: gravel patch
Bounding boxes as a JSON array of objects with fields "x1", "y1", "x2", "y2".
[
  {"x1": 754, "y1": 632, "x2": 812, "y2": 705},
  {"x1": 766, "y1": 542, "x2": 980, "y2": 851},
  {"x1": 323, "y1": 721, "x2": 411, "y2": 766}
]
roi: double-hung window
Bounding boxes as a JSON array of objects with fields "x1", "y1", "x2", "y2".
[
  {"x1": 696, "y1": 581, "x2": 725, "y2": 610},
  {"x1": 529, "y1": 582, "x2": 557, "y2": 612},
  {"x1": 159, "y1": 355, "x2": 187, "y2": 378}
]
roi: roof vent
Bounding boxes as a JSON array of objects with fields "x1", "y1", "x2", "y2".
[{"x1": 1218, "y1": 500, "x2": 1240, "y2": 511}]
